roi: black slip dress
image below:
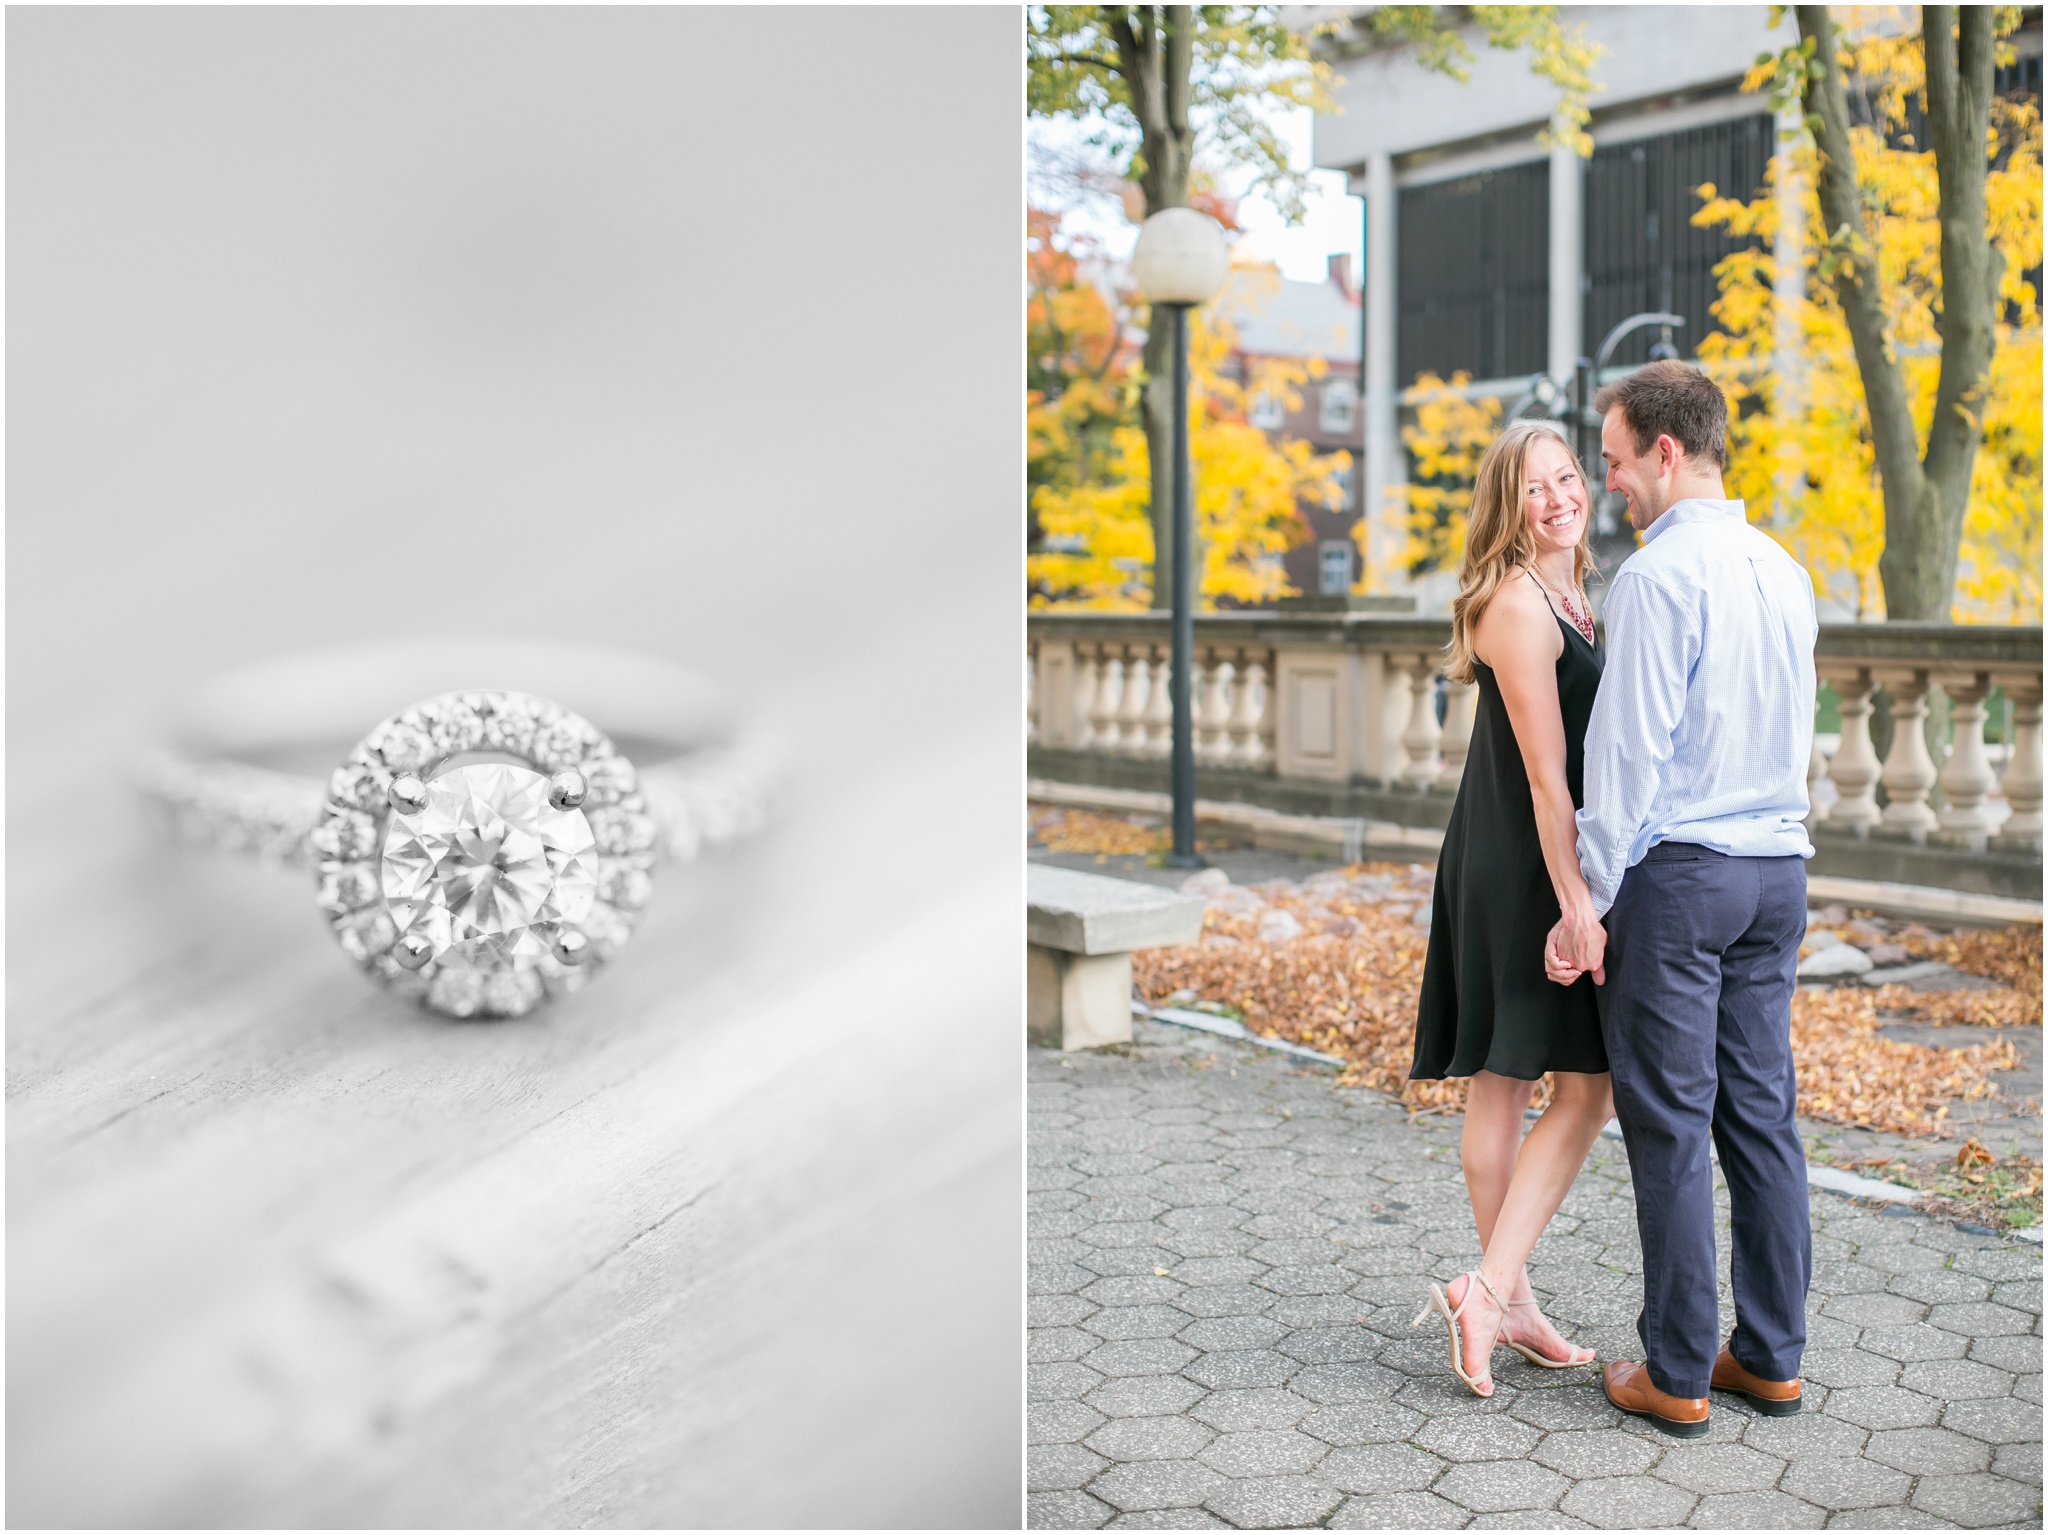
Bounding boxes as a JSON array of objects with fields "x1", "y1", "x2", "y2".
[{"x1": 1411, "y1": 600, "x2": 1608, "y2": 1081}]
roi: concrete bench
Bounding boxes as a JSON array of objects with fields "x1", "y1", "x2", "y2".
[{"x1": 1028, "y1": 864, "x2": 1206, "y2": 1051}]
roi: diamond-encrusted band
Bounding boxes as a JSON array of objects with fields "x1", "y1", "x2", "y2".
[{"x1": 137, "y1": 644, "x2": 782, "y2": 1019}]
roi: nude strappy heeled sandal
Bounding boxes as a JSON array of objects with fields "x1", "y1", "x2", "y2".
[
  {"x1": 1412, "y1": 1270, "x2": 1508, "y2": 1396},
  {"x1": 1501, "y1": 1296, "x2": 1596, "y2": 1369}
]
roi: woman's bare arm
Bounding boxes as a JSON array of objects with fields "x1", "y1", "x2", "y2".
[{"x1": 1472, "y1": 576, "x2": 1605, "y2": 981}]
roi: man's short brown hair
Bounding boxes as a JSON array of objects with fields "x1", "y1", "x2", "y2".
[{"x1": 1593, "y1": 360, "x2": 1729, "y2": 470}]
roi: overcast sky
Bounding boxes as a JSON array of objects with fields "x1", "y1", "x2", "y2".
[{"x1": 1030, "y1": 101, "x2": 1364, "y2": 286}]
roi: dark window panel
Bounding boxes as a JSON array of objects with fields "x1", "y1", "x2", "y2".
[
  {"x1": 1581, "y1": 113, "x2": 1773, "y2": 369},
  {"x1": 1396, "y1": 159, "x2": 1551, "y2": 385}
]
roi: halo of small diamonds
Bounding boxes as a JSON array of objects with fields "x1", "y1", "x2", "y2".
[{"x1": 313, "y1": 690, "x2": 659, "y2": 1019}]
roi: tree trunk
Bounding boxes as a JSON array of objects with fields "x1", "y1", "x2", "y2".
[
  {"x1": 1113, "y1": 6, "x2": 1196, "y2": 608},
  {"x1": 1795, "y1": 6, "x2": 2001, "y2": 620}
]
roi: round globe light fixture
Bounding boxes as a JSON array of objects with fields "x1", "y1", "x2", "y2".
[{"x1": 1129, "y1": 207, "x2": 1230, "y2": 307}]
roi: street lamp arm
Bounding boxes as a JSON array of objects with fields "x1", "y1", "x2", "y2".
[{"x1": 1594, "y1": 311, "x2": 1686, "y2": 375}]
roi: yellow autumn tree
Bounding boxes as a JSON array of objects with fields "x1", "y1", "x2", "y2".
[
  {"x1": 1030, "y1": 263, "x2": 1351, "y2": 609},
  {"x1": 1693, "y1": 11, "x2": 2042, "y2": 621},
  {"x1": 1380, "y1": 372, "x2": 1505, "y2": 586}
]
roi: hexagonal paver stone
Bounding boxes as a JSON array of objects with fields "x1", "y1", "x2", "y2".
[
  {"x1": 1859, "y1": 1325, "x2": 1972, "y2": 1363},
  {"x1": 1087, "y1": 1458, "x2": 1231, "y2": 1514},
  {"x1": 1106, "y1": 1508, "x2": 1235, "y2": 1529},
  {"x1": 1314, "y1": 1443, "x2": 1450, "y2": 1495},
  {"x1": 1865, "y1": 1427, "x2": 1995, "y2": 1476},
  {"x1": 1940, "y1": 1396, "x2": 2043, "y2": 1446},
  {"x1": 1559, "y1": 1475, "x2": 1697, "y2": 1528},
  {"x1": 1085, "y1": 1415, "x2": 1217, "y2": 1463},
  {"x1": 1032, "y1": 1443, "x2": 1112, "y2": 1493},
  {"x1": 1650, "y1": 1442, "x2": 1784, "y2": 1495},
  {"x1": 1990, "y1": 1279, "x2": 2042, "y2": 1315},
  {"x1": 1197, "y1": 1429, "x2": 1331, "y2": 1478},
  {"x1": 1189, "y1": 1387, "x2": 1316, "y2": 1432},
  {"x1": 1178, "y1": 1314, "x2": 1291, "y2": 1352},
  {"x1": 1533, "y1": 1429, "x2": 1661, "y2": 1479},
  {"x1": 1969, "y1": 1334, "x2": 2043, "y2": 1375},
  {"x1": 1033, "y1": 1398, "x2": 1109, "y2": 1446},
  {"x1": 1088, "y1": 1304, "x2": 1198, "y2": 1341},
  {"x1": 1824, "y1": 1386, "x2": 1944, "y2": 1431},
  {"x1": 1298, "y1": 1402, "x2": 1426, "y2": 1447},
  {"x1": 1435, "y1": 1460, "x2": 1571, "y2": 1515},
  {"x1": 1204, "y1": 1475, "x2": 1346, "y2": 1530},
  {"x1": 1778, "y1": 1455, "x2": 1914, "y2": 1511},
  {"x1": 1195, "y1": 1343, "x2": 1314, "y2": 1390},
  {"x1": 1037, "y1": 1363, "x2": 1108, "y2": 1400},
  {"x1": 1991, "y1": 1441, "x2": 2043, "y2": 1485},
  {"x1": 1740, "y1": 1412, "x2": 1869, "y2": 1459},
  {"x1": 1824, "y1": 1292, "x2": 1929, "y2": 1327},
  {"x1": 1027, "y1": 1488, "x2": 1113, "y2": 1528},
  {"x1": 1909, "y1": 1472, "x2": 2043, "y2": 1527},
  {"x1": 1889, "y1": 1270, "x2": 1994, "y2": 1306},
  {"x1": 1086, "y1": 1338, "x2": 1198, "y2": 1378},
  {"x1": 1322, "y1": 1489, "x2": 1469, "y2": 1528},
  {"x1": 1175, "y1": 1284, "x2": 1278, "y2": 1319},
  {"x1": 1280, "y1": 1328, "x2": 1381, "y2": 1366},
  {"x1": 1927, "y1": 1301, "x2": 2037, "y2": 1339},
  {"x1": 1901, "y1": 1358, "x2": 2023, "y2": 1403},
  {"x1": 1035, "y1": 1327, "x2": 1103, "y2": 1364},
  {"x1": 1686, "y1": 1490, "x2": 1827, "y2": 1529},
  {"x1": 1510, "y1": 1387, "x2": 1626, "y2": 1433},
  {"x1": 1801, "y1": 1348, "x2": 1903, "y2": 1390},
  {"x1": 1418, "y1": 1413, "x2": 1544, "y2": 1463},
  {"x1": 1084, "y1": 1374, "x2": 1207, "y2": 1419}
]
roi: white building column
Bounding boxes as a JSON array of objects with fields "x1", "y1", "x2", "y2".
[
  {"x1": 1361, "y1": 150, "x2": 1401, "y2": 592},
  {"x1": 1547, "y1": 121, "x2": 1583, "y2": 386}
]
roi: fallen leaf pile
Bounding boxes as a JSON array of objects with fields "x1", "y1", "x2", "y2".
[
  {"x1": 1030, "y1": 805, "x2": 1166, "y2": 856},
  {"x1": 1884, "y1": 923, "x2": 2045, "y2": 1028},
  {"x1": 1131, "y1": 864, "x2": 2026, "y2": 1137}
]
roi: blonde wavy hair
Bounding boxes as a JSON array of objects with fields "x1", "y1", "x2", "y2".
[{"x1": 1445, "y1": 419, "x2": 1596, "y2": 685}]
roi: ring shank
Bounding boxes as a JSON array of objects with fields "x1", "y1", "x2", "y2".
[{"x1": 142, "y1": 643, "x2": 778, "y2": 867}]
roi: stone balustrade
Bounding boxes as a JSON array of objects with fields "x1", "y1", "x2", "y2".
[{"x1": 1029, "y1": 612, "x2": 2043, "y2": 897}]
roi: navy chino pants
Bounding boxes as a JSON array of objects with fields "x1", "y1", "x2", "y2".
[{"x1": 1596, "y1": 842, "x2": 1813, "y2": 1399}]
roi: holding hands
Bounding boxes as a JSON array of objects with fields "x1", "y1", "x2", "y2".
[{"x1": 1544, "y1": 905, "x2": 1607, "y2": 987}]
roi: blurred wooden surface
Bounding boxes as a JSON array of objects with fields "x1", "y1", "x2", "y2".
[
  {"x1": 8, "y1": 687, "x2": 1021, "y2": 1527},
  {"x1": 6, "y1": 9, "x2": 1023, "y2": 1524}
]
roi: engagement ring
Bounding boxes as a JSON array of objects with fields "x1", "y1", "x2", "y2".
[{"x1": 138, "y1": 643, "x2": 781, "y2": 1019}]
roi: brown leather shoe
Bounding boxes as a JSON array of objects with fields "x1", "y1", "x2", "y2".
[
  {"x1": 1603, "y1": 1358, "x2": 1710, "y2": 1439},
  {"x1": 1711, "y1": 1343, "x2": 1802, "y2": 1416}
]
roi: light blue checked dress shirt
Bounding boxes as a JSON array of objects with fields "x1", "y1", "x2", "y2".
[{"x1": 1576, "y1": 498, "x2": 1819, "y2": 917}]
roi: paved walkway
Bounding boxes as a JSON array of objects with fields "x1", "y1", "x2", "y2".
[{"x1": 1029, "y1": 1021, "x2": 2043, "y2": 1530}]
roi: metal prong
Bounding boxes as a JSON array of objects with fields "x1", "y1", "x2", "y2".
[
  {"x1": 553, "y1": 928, "x2": 589, "y2": 966},
  {"x1": 392, "y1": 932, "x2": 435, "y2": 971},
  {"x1": 389, "y1": 773, "x2": 428, "y2": 816},
  {"x1": 548, "y1": 769, "x2": 588, "y2": 810}
]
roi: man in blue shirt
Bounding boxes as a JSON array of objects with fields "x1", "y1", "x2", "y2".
[{"x1": 1546, "y1": 361, "x2": 1817, "y2": 1437}]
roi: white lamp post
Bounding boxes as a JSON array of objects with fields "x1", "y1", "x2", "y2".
[{"x1": 1130, "y1": 207, "x2": 1230, "y2": 868}]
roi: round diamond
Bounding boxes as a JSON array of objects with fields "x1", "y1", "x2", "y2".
[{"x1": 381, "y1": 763, "x2": 598, "y2": 970}]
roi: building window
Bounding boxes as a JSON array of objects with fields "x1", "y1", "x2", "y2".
[
  {"x1": 1249, "y1": 390, "x2": 1286, "y2": 429},
  {"x1": 1319, "y1": 378, "x2": 1358, "y2": 435},
  {"x1": 1582, "y1": 115, "x2": 1772, "y2": 368},
  {"x1": 1398, "y1": 159, "x2": 1551, "y2": 385},
  {"x1": 1318, "y1": 540, "x2": 1356, "y2": 596}
]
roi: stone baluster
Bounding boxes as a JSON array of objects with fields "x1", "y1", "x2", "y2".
[
  {"x1": 1933, "y1": 671, "x2": 1998, "y2": 849},
  {"x1": 1401, "y1": 654, "x2": 1443, "y2": 788},
  {"x1": 1875, "y1": 669, "x2": 1939, "y2": 841},
  {"x1": 1993, "y1": 674, "x2": 2043, "y2": 851},
  {"x1": 1142, "y1": 644, "x2": 1175, "y2": 759},
  {"x1": 1823, "y1": 668, "x2": 1882, "y2": 834},
  {"x1": 1438, "y1": 679, "x2": 1478, "y2": 794},
  {"x1": 1115, "y1": 648, "x2": 1151, "y2": 758},
  {"x1": 1227, "y1": 650, "x2": 1263, "y2": 766},
  {"x1": 1255, "y1": 656, "x2": 1278, "y2": 770},
  {"x1": 1197, "y1": 650, "x2": 1233, "y2": 763},
  {"x1": 1804, "y1": 731, "x2": 1831, "y2": 832},
  {"x1": 1092, "y1": 648, "x2": 1126, "y2": 754},
  {"x1": 1071, "y1": 645, "x2": 1099, "y2": 752},
  {"x1": 1026, "y1": 643, "x2": 1038, "y2": 745}
]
